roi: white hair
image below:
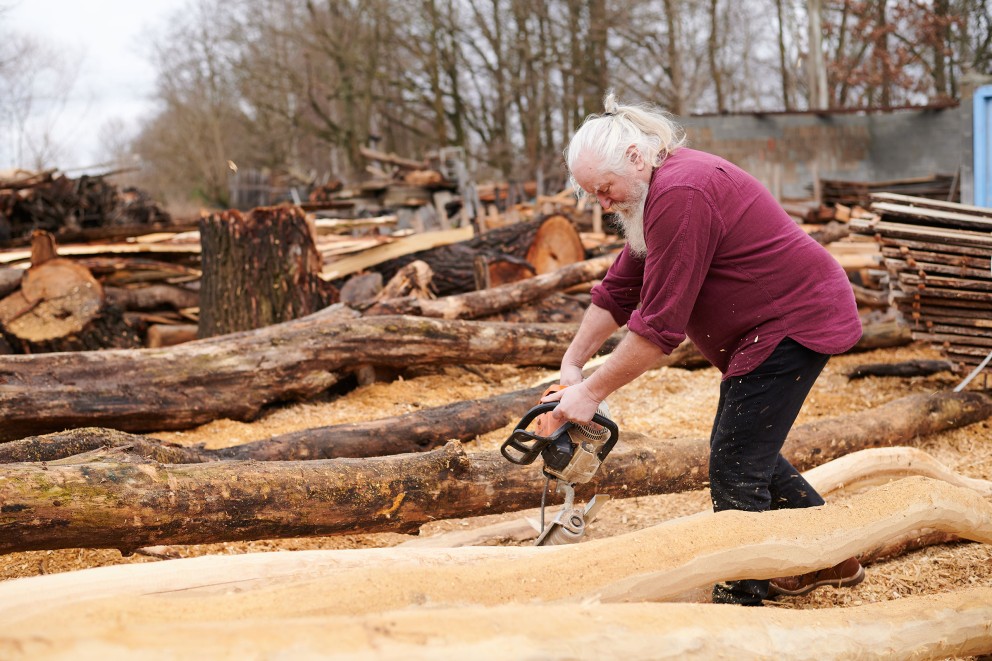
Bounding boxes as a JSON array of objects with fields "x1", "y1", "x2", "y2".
[{"x1": 565, "y1": 91, "x2": 686, "y2": 196}]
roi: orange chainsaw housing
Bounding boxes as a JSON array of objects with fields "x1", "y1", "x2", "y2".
[{"x1": 534, "y1": 384, "x2": 568, "y2": 437}]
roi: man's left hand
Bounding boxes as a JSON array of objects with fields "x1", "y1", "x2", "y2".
[{"x1": 540, "y1": 382, "x2": 602, "y2": 425}]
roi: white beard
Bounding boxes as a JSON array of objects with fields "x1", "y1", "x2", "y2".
[{"x1": 611, "y1": 179, "x2": 649, "y2": 258}]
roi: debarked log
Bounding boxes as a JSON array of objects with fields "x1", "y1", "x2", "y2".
[
  {"x1": 1, "y1": 479, "x2": 992, "y2": 661},
  {"x1": 4, "y1": 589, "x2": 988, "y2": 661},
  {"x1": 0, "y1": 391, "x2": 987, "y2": 554},
  {"x1": 0, "y1": 308, "x2": 588, "y2": 441}
]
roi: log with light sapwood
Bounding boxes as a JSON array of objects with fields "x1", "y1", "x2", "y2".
[
  {"x1": 197, "y1": 206, "x2": 336, "y2": 338},
  {"x1": 0, "y1": 479, "x2": 991, "y2": 661},
  {"x1": 372, "y1": 214, "x2": 585, "y2": 296},
  {"x1": 363, "y1": 253, "x2": 614, "y2": 318},
  {"x1": 0, "y1": 308, "x2": 584, "y2": 440},
  {"x1": 0, "y1": 392, "x2": 986, "y2": 553},
  {"x1": 4, "y1": 589, "x2": 986, "y2": 661}
]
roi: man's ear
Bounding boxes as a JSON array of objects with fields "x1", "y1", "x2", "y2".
[{"x1": 627, "y1": 145, "x2": 645, "y2": 170}]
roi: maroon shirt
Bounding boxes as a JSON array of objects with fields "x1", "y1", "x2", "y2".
[{"x1": 590, "y1": 148, "x2": 862, "y2": 377}]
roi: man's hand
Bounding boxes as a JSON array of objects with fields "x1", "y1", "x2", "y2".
[
  {"x1": 540, "y1": 382, "x2": 601, "y2": 425},
  {"x1": 558, "y1": 364, "x2": 584, "y2": 387}
]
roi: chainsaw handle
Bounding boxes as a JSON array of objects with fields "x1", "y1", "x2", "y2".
[
  {"x1": 500, "y1": 402, "x2": 619, "y2": 465},
  {"x1": 500, "y1": 402, "x2": 568, "y2": 465}
]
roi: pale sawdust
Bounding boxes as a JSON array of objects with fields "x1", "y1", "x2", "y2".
[{"x1": 2, "y1": 340, "x2": 991, "y2": 629}]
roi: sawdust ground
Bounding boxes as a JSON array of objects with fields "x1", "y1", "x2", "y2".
[{"x1": 2, "y1": 341, "x2": 991, "y2": 628}]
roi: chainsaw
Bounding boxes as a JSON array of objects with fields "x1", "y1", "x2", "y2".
[{"x1": 500, "y1": 385, "x2": 619, "y2": 546}]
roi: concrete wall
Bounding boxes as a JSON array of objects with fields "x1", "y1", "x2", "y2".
[{"x1": 680, "y1": 104, "x2": 971, "y2": 203}]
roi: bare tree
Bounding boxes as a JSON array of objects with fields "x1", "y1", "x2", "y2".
[{"x1": 0, "y1": 26, "x2": 79, "y2": 169}]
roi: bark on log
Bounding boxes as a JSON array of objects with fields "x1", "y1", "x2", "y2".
[
  {"x1": 0, "y1": 392, "x2": 986, "y2": 554},
  {"x1": 478, "y1": 292, "x2": 588, "y2": 324},
  {"x1": 0, "y1": 339, "x2": 708, "y2": 463},
  {"x1": 846, "y1": 359, "x2": 956, "y2": 380},
  {"x1": 403, "y1": 446, "x2": 989, "y2": 549},
  {"x1": 851, "y1": 317, "x2": 913, "y2": 351},
  {"x1": 145, "y1": 323, "x2": 198, "y2": 348},
  {"x1": 104, "y1": 284, "x2": 198, "y2": 311},
  {"x1": 363, "y1": 253, "x2": 614, "y2": 318},
  {"x1": 0, "y1": 308, "x2": 585, "y2": 440},
  {"x1": 373, "y1": 214, "x2": 584, "y2": 296},
  {"x1": 0, "y1": 480, "x2": 991, "y2": 661},
  {"x1": 198, "y1": 206, "x2": 336, "y2": 338}
]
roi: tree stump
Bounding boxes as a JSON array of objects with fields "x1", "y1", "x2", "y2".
[{"x1": 198, "y1": 205, "x2": 336, "y2": 338}]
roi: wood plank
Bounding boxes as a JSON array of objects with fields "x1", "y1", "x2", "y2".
[
  {"x1": 319, "y1": 226, "x2": 474, "y2": 281},
  {"x1": 898, "y1": 273, "x2": 992, "y2": 293},
  {"x1": 881, "y1": 246, "x2": 991, "y2": 271},
  {"x1": 871, "y1": 201, "x2": 992, "y2": 231},
  {"x1": 877, "y1": 236, "x2": 992, "y2": 259},
  {"x1": 883, "y1": 258, "x2": 992, "y2": 281},
  {"x1": 0, "y1": 242, "x2": 201, "y2": 265},
  {"x1": 870, "y1": 192, "x2": 992, "y2": 218},
  {"x1": 850, "y1": 218, "x2": 992, "y2": 248}
]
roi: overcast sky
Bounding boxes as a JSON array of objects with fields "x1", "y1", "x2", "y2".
[{"x1": 5, "y1": 0, "x2": 183, "y2": 170}]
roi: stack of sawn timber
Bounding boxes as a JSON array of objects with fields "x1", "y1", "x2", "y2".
[{"x1": 850, "y1": 192, "x2": 992, "y2": 371}]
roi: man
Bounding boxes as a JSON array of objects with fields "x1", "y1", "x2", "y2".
[{"x1": 542, "y1": 93, "x2": 865, "y2": 606}]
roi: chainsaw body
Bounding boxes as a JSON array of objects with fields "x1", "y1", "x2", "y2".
[
  {"x1": 500, "y1": 392, "x2": 619, "y2": 546},
  {"x1": 500, "y1": 400, "x2": 618, "y2": 483}
]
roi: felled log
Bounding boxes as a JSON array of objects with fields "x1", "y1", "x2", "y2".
[
  {"x1": 145, "y1": 323, "x2": 198, "y2": 348},
  {"x1": 0, "y1": 308, "x2": 585, "y2": 440},
  {"x1": 0, "y1": 480, "x2": 991, "y2": 661},
  {"x1": 851, "y1": 316, "x2": 912, "y2": 351},
  {"x1": 478, "y1": 292, "x2": 588, "y2": 324},
  {"x1": 847, "y1": 359, "x2": 956, "y2": 380},
  {"x1": 372, "y1": 214, "x2": 585, "y2": 296},
  {"x1": 405, "y1": 445, "x2": 990, "y2": 549},
  {"x1": 104, "y1": 284, "x2": 198, "y2": 311},
  {"x1": 0, "y1": 338, "x2": 700, "y2": 464},
  {"x1": 363, "y1": 253, "x2": 614, "y2": 318},
  {"x1": 198, "y1": 206, "x2": 336, "y2": 338},
  {"x1": 5, "y1": 589, "x2": 987, "y2": 661},
  {"x1": 0, "y1": 392, "x2": 986, "y2": 554}
]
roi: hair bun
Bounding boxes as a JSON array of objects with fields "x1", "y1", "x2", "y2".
[{"x1": 603, "y1": 91, "x2": 620, "y2": 115}]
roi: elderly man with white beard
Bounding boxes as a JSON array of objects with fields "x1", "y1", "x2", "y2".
[{"x1": 541, "y1": 93, "x2": 866, "y2": 606}]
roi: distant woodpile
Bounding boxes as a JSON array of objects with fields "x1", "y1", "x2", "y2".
[{"x1": 0, "y1": 169, "x2": 172, "y2": 245}]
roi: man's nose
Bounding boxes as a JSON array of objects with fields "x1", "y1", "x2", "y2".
[{"x1": 597, "y1": 193, "x2": 612, "y2": 209}]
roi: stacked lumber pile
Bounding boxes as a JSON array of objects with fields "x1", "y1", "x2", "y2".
[
  {"x1": 821, "y1": 173, "x2": 959, "y2": 207},
  {"x1": 850, "y1": 193, "x2": 992, "y2": 371}
]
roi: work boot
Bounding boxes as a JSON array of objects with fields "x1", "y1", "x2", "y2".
[{"x1": 768, "y1": 557, "x2": 865, "y2": 597}]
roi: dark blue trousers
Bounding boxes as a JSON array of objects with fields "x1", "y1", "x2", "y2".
[{"x1": 709, "y1": 337, "x2": 830, "y2": 606}]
